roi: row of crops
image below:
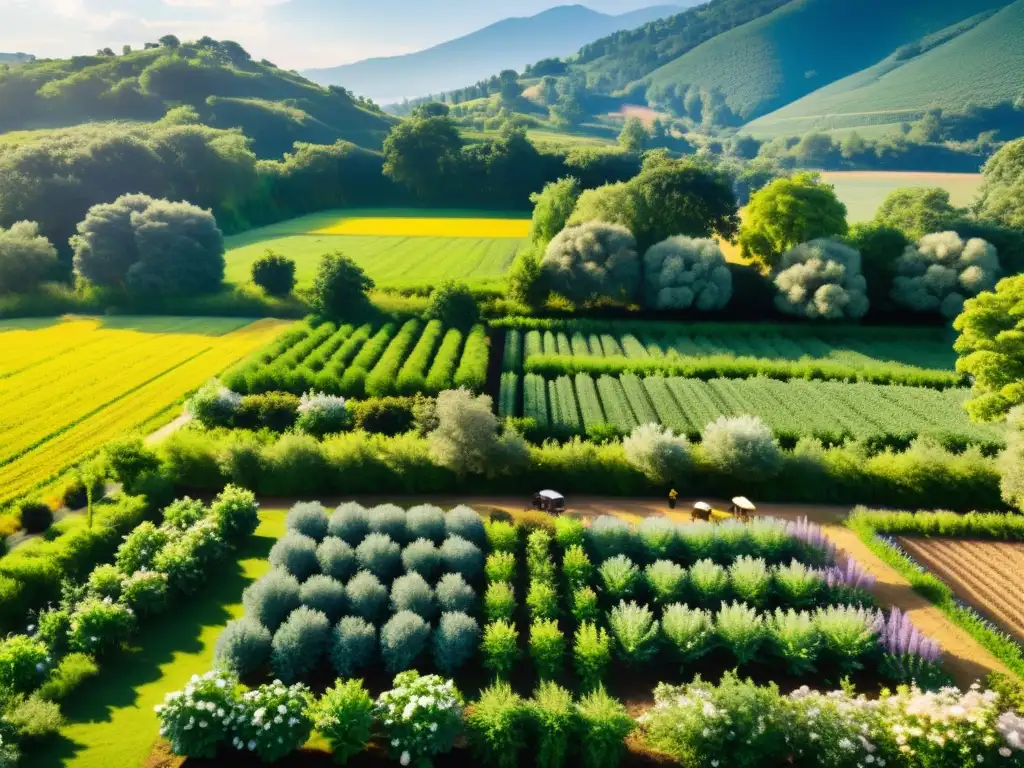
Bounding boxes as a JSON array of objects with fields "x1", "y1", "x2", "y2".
[
  {"x1": 498, "y1": 371, "x2": 1001, "y2": 450},
  {"x1": 224, "y1": 319, "x2": 489, "y2": 398},
  {"x1": 501, "y1": 328, "x2": 961, "y2": 388}
]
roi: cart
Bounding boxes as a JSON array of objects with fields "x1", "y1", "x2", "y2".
[
  {"x1": 531, "y1": 490, "x2": 565, "y2": 514},
  {"x1": 730, "y1": 496, "x2": 755, "y2": 522},
  {"x1": 691, "y1": 501, "x2": 712, "y2": 522}
]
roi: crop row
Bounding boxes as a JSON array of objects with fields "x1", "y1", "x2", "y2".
[
  {"x1": 224, "y1": 320, "x2": 490, "y2": 398},
  {"x1": 511, "y1": 373, "x2": 1001, "y2": 450}
]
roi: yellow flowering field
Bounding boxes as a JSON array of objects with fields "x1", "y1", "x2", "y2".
[
  {"x1": 0, "y1": 316, "x2": 289, "y2": 505},
  {"x1": 312, "y1": 216, "x2": 530, "y2": 238}
]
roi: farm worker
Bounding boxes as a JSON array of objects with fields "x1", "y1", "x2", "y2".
[{"x1": 668, "y1": 489, "x2": 678, "y2": 509}]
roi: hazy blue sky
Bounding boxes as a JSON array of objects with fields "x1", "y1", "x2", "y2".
[{"x1": 0, "y1": 0, "x2": 668, "y2": 67}]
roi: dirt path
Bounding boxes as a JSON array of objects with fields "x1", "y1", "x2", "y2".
[
  {"x1": 145, "y1": 413, "x2": 191, "y2": 445},
  {"x1": 295, "y1": 495, "x2": 1008, "y2": 687}
]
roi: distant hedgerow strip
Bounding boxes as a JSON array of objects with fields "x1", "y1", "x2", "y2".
[
  {"x1": 340, "y1": 323, "x2": 397, "y2": 397},
  {"x1": 453, "y1": 325, "x2": 489, "y2": 392},
  {"x1": 848, "y1": 507, "x2": 1024, "y2": 542},
  {"x1": 846, "y1": 511, "x2": 1024, "y2": 681},
  {"x1": 425, "y1": 329, "x2": 464, "y2": 394},
  {"x1": 396, "y1": 319, "x2": 444, "y2": 395},
  {"x1": 502, "y1": 329, "x2": 522, "y2": 373},
  {"x1": 499, "y1": 373, "x2": 519, "y2": 419},
  {"x1": 523, "y1": 354, "x2": 963, "y2": 390},
  {"x1": 365, "y1": 319, "x2": 422, "y2": 397}
]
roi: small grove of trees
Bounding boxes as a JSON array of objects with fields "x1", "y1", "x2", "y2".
[
  {"x1": 528, "y1": 177, "x2": 580, "y2": 247},
  {"x1": 891, "y1": 231, "x2": 1000, "y2": 319},
  {"x1": 424, "y1": 281, "x2": 479, "y2": 331},
  {"x1": 538, "y1": 222, "x2": 640, "y2": 305},
  {"x1": 873, "y1": 187, "x2": 962, "y2": 240},
  {"x1": 0, "y1": 221, "x2": 58, "y2": 294},
  {"x1": 773, "y1": 239, "x2": 869, "y2": 320},
  {"x1": 309, "y1": 252, "x2": 374, "y2": 320},
  {"x1": 251, "y1": 250, "x2": 297, "y2": 297},
  {"x1": 71, "y1": 193, "x2": 225, "y2": 295},
  {"x1": 975, "y1": 137, "x2": 1024, "y2": 230},
  {"x1": 738, "y1": 173, "x2": 848, "y2": 271},
  {"x1": 642, "y1": 236, "x2": 732, "y2": 311}
]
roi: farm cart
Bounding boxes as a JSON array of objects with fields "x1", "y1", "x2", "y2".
[
  {"x1": 692, "y1": 501, "x2": 712, "y2": 521},
  {"x1": 730, "y1": 496, "x2": 755, "y2": 522},
  {"x1": 531, "y1": 490, "x2": 565, "y2": 514}
]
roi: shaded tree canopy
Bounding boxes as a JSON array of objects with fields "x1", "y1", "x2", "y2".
[
  {"x1": 382, "y1": 115, "x2": 463, "y2": 199},
  {"x1": 540, "y1": 221, "x2": 639, "y2": 304},
  {"x1": 872, "y1": 187, "x2": 963, "y2": 240},
  {"x1": 975, "y1": 137, "x2": 1024, "y2": 230},
  {"x1": 892, "y1": 231, "x2": 1000, "y2": 319},
  {"x1": 528, "y1": 176, "x2": 581, "y2": 247},
  {"x1": 739, "y1": 172, "x2": 848, "y2": 271},
  {"x1": 773, "y1": 238, "x2": 868, "y2": 320},
  {"x1": 309, "y1": 252, "x2": 374, "y2": 320},
  {"x1": 843, "y1": 223, "x2": 909, "y2": 307},
  {"x1": 642, "y1": 236, "x2": 732, "y2": 311},
  {"x1": 0, "y1": 221, "x2": 58, "y2": 294}
]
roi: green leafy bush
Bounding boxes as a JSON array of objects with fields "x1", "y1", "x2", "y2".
[
  {"x1": 115, "y1": 521, "x2": 170, "y2": 574},
  {"x1": 329, "y1": 502, "x2": 370, "y2": 545},
  {"x1": 435, "y1": 573, "x2": 475, "y2": 614},
  {"x1": 68, "y1": 598, "x2": 135, "y2": 656},
  {"x1": 406, "y1": 504, "x2": 446, "y2": 544},
  {"x1": 482, "y1": 620, "x2": 520, "y2": 678},
  {"x1": 433, "y1": 611, "x2": 480, "y2": 674},
  {"x1": 661, "y1": 603, "x2": 715, "y2": 663},
  {"x1": 486, "y1": 551, "x2": 517, "y2": 583},
  {"x1": 18, "y1": 500, "x2": 53, "y2": 534},
  {"x1": 729, "y1": 556, "x2": 771, "y2": 608},
  {"x1": 242, "y1": 569, "x2": 301, "y2": 631},
  {"x1": 355, "y1": 533, "x2": 402, "y2": 581},
  {"x1": 299, "y1": 575, "x2": 347, "y2": 621},
  {"x1": 236, "y1": 392, "x2": 301, "y2": 432},
  {"x1": 311, "y1": 679, "x2": 373, "y2": 764},
  {"x1": 230, "y1": 680, "x2": 313, "y2": 762},
  {"x1": 401, "y1": 539, "x2": 442, "y2": 581},
  {"x1": 37, "y1": 652, "x2": 98, "y2": 702},
  {"x1": 608, "y1": 601, "x2": 659, "y2": 665},
  {"x1": 467, "y1": 681, "x2": 527, "y2": 768},
  {"x1": 271, "y1": 606, "x2": 331, "y2": 682},
  {"x1": 331, "y1": 616, "x2": 376, "y2": 678},
  {"x1": 637, "y1": 517, "x2": 678, "y2": 561},
  {"x1": 530, "y1": 681, "x2": 576, "y2": 768},
  {"x1": 715, "y1": 602, "x2": 765, "y2": 665},
  {"x1": 153, "y1": 519, "x2": 224, "y2": 595},
  {"x1": 120, "y1": 570, "x2": 169, "y2": 617},
  {"x1": 586, "y1": 516, "x2": 632, "y2": 562},
  {"x1": 155, "y1": 669, "x2": 240, "y2": 759},
  {"x1": 688, "y1": 559, "x2": 728, "y2": 608},
  {"x1": 286, "y1": 501, "x2": 330, "y2": 542},
  {"x1": 484, "y1": 582, "x2": 516, "y2": 623},
  {"x1": 269, "y1": 532, "x2": 321, "y2": 581},
  {"x1": 526, "y1": 529, "x2": 555, "y2": 582},
  {"x1": 645, "y1": 560, "x2": 686, "y2": 605},
  {"x1": 86, "y1": 564, "x2": 123, "y2": 601},
  {"x1": 316, "y1": 537, "x2": 358, "y2": 582},
  {"x1": 573, "y1": 623, "x2": 611, "y2": 691},
  {"x1": 162, "y1": 497, "x2": 207, "y2": 531},
  {"x1": 814, "y1": 605, "x2": 877, "y2": 672},
  {"x1": 768, "y1": 608, "x2": 820, "y2": 675},
  {"x1": 0, "y1": 635, "x2": 49, "y2": 692},
  {"x1": 295, "y1": 392, "x2": 349, "y2": 438},
  {"x1": 561, "y1": 545, "x2": 592, "y2": 591},
  {"x1": 208, "y1": 484, "x2": 259, "y2": 544},
  {"x1": 702, "y1": 415, "x2": 782, "y2": 480},
  {"x1": 251, "y1": 251, "x2": 296, "y2": 297},
  {"x1": 576, "y1": 686, "x2": 633, "y2": 768},
  {"x1": 485, "y1": 520, "x2": 519, "y2": 554},
  {"x1": 380, "y1": 610, "x2": 431, "y2": 673},
  {"x1": 441, "y1": 535, "x2": 484, "y2": 580},
  {"x1": 598, "y1": 555, "x2": 639, "y2": 601},
  {"x1": 213, "y1": 617, "x2": 272, "y2": 677},
  {"x1": 554, "y1": 517, "x2": 585, "y2": 551},
  {"x1": 571, "y1": 587, "x2": 600, "y2": 624},
  {"x1": 527, "y1": 580, "x2": 559, "y2": 620},
  {"x1": 773, "y1": 560, "x2": 822, "y2": 609},
  {"x1": 445, "y1": 505, "x2": 487, "y2": 546},
  {"x1": 34, "y1": 609, "x2": 70, "y2": 657},
  {"x1": 344, "y1": 571, "x2": 389, "y2": 623},
  {"x1": 529, "y1": 619, "x2": 565, "y2": 680},
  {"x1": 391, "y1": 572, "x2": 436, "y2": 620}
]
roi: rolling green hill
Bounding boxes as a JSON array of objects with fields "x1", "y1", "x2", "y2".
[
  {"x1": 641, "y1": 0, "x2": 1010, "y2": 124},
  {"x1": 743, "y1": 0, "x2": 1024, "y2": 137},
  {"x1": 0, "y1": 39, "x2": 395, "y2": 157}
]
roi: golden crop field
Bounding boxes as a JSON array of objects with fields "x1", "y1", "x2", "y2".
[
  {"x1": 312, "y1": 216, "x2": 530, "y2": 238},
  {"x1": 0, "y1": 316, "x2": 290, "y2": 505}
]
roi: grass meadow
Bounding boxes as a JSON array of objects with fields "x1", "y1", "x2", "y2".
[
  {"x1": 820, "y1": 171, "x2": 984, "y2": 222},
  {"x1": 0, "y1": 316, "x2": 289, "y2": 506},
  {"x1": 223, "y1": 208, "x2": 530, "y2": 290}
]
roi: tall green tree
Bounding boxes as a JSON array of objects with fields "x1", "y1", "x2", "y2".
[
  {"x1": 528, "y1": 177, "x2": 580, "y2": 246},
  {"x1": 497, "y1": 70, "x2": 523, "y2": 103},
  {"x1": 738, "y1": 173, "x2": 848, "y2": 271},
  {"x1": 0, "y1": 221, "x2": 58, "y2": 293},
  {"x1": 618, "y1": 117, "x2": 648, "y2": 154},
  {"x1": 974, "y1": 137, "x2": 1024, "y2": 230},
  {"x1": 382, "y1": 116, "x2": 463, "y2": 200},
  {"x1": 873, "y1": 187, "x2": 963, "y2": 240},
  {"x1": 310, "y1": 252, "x2": 375, "y2": 320}
]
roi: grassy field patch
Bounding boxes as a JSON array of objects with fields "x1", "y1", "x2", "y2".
[{"x1": 821, "y1": 171, "x2": 983, "y2": 222}]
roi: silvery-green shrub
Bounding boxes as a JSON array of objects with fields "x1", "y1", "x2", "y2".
[
  {"x1": 214, "y1": 617, "x2": 271, "y2": 677},
  {"x1": 380, "y1": 611, "x2": 431, "y2": 673},
  {"x1": 269, "y1": 531, "x2": 320, "y2": 581},
  {"x1": 774, "y1": 239, "x2": 869, "y2": 320},
  {"x1": 316, "y1": 536, "x2": 357, "y2": 581},
  {"x1": 402, "y1": 538, "x2": 443, "y2": 580},
  {"x1": 445, "y1": 505, "x2": 486, "y2": 546},
  {"x1": 299, "y1": 575, "x2": 347, "y2": 621},
  {"x1": 356, "y1": 533, "x2": 402, "y2": 581},
  {"x1": 329, "y1": 502, "x2": 370, "y2": 545},
  {"x1": 586, "y1": 516, "x2": 632, "y2": 562},
  {"x1": 661, "y1": 603, "x2": 714, "y2": 662},
  {"x1": 406, "y1": 504, "x2": 446, "y2": 544},
  {"x1": 242, "y1": 569, "x2": 301, "y2": 631},
  {"x1": 391, "y1": 572, "x2": 436, "y2": 620},
  {"x1": 331, "y1": 616, "x2": 376, "y2": 678},
  {"x1": 436, "y1": 573, "x2": 475, "y2": 614},
  {"x1": 440, "y1": 535, "x2": 484, "y2": 580},
  {"x1": 433, "y1": 611, "x2": 480, "y2": 674},
  {"x1": 368, "y1": 504, "x2": 408, "y2": 544},
  {"x1": 643, "y1": 236, "x2": 732, "y2": 310},
  {"x1": 271, "y1": 606, "x2": 331, "y2": 682},
  {"x1": 286, "y1": 501, "x2": 330, "y2": 542},
  {"x1": 345, "y1": 571, "x2": 388, "y2": 622},
  {"x1": 701, "y1": 415, "x2": 782, "y2": 480},
  {"x1": 623, "y1": 423, "x2": 690, "y2": 484}
]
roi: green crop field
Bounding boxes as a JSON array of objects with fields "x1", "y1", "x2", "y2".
[
  {"x1": 224, "y1": 208, "x2": 529, "y2": 290},
  {"x1": 821, "y1": 171, "x2": 984, "y2": 222}
]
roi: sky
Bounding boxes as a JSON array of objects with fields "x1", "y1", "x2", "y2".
[{"x1": 0, "y1": 0, "x2": 666, "y2": 68}]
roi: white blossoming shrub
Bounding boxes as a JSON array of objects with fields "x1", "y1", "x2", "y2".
[
  {"x1": 773, "y1": 239, "x2": 869, "y2": 320},
  {"x1": 230, "y1": 680, "x2": 314, "y2": 763},
  {"x1": 162, "y1": 497, "x2": 208, "y2": 531},
  {"x1": 643, "y1": 236, "x2": 732, "y2": 310},
  {"x1": 209, "y1": 485, "x2": 259, "y2": 544},
  {"x1": 295, "y1": 390, "x2": 348, "y2": 438},
  {"x1": 119, "y1": 570, "x2": 169, "y2": 617},
  {"x1": 623, "y1": 423, "x2": 691, "y2": 484},
  {"x1": 701, "y1": 415, "x2": 783, "y2": 480},
  {"x1": 374, "y1": 671, "x2": 463, "y2": 767},
  {"x1": 114, "y1": 521, "x2": 170, "y2": 575},
  {"x1": 155, "y1": 669, "x2": 240, "y2": 759},
  {"x1": 67, "y1": 598, "x2": 135, "y2": 656},
  {"x1": 892, "y1": 231, "x2": 1001, "y2": 319},
  {"x1": 186, "y1": 379, "x2": 241, "y2": 429}
]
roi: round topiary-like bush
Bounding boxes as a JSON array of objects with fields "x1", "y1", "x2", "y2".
[
  {"x1": 345, "y1": 571, "x2": 389, "y2": 622},
  {"x1": 67, "y1": 598, "x2": 135, "y2": 656},
  {"x1": 435, "y1": 573, "x2": 476, "y2": 614},
  {"x1": 329, "y1": 502, "x2": 371, "y2": 545},
  {"x1": 586, "y1": 516, "x2": 633, "y2": 562},
  {"x1": 539, "y1": 222, "x2": 640, "y2": 304},
  {"x1": 444, "y1": 506, "x2": 486, "y2": 547},
  {"x1": 773, "y1": 238, "x2": 869, "y2": 320},
  {"x1": 390, "y1": 573, "x2": 436, "y2": 620},
  {"x1": 162, "y1": 497, "x2": 208, "y2": 531},
  {"x1": 115, "y1": 521, "x2": 170, "y2": 575},
  {"x1": 214, "y1": 617, "x2": 272, "y2": 677},
  {"x1": 317, "y1": 537, "x2": 358, "y2": 582},
  {"x1": 406, "y1": 504, "x2": 446, "y2": 544},
  {"x1": 440, "y1": 536, "x2": 484, "y2": 580},
  {"x1": 271, "y1": 606, "x2": 331, "y2": 682},
  {"x1": 242, "y1": 569, "x2": 302, "y2": 631},
  {"x1": 433, "y1": 612, "x2": 480, "y2": 674},
  {"x1": 701, "y1": 415, "x2": 783, "y2": 480},
  {"x1": 86, "y1": 564, "x2": 124, "y2": 601},
  {"x1": 380, "y1": 611, "x2": 431, "y2": 673},
  {"x1": 642, "y1": 236, "x2": 732, "y2": 310},
  {"x1": 300, "y1": 575, "x2": 347, "y2": 621},
  {"x1": 623, "y1": 423, "x2": 690, "y2": 484},
  {"x1": 367, "y1": 504, "x2": 408, "y2": 544},
  {"x1": 269, "y1": 532, "x2": 321, "y2": 581},
  {"x1": 892, "y1": 231, "x2": 1001, "y2": 318},
  {"x1": 0, "y1": 635, "x2": 49, "y2": 692},
  {"x1": 209, "y1": 485, "x2": 259, "y2": 544},
  {"x1": 120, "y1": 570, "x2": 169, "y2": 617},
  {"x1": 331, "y1": 616, "x2": 377, "y2": 678},
  {"x1": 401, "y1": 539, "x2": 443, "y2": 581},
  {"x1": 251, "y1": 251, "x2": 297, "y2": 297},
  {"x1": 286, "y1": 502, "x2": 330, "y2": 542},
  {"x1": 356, "y1": 533, "x2": 402, "y2": 581},
  {"x1": 18, "y1": 500, "x2": 53, "y2": 534}
]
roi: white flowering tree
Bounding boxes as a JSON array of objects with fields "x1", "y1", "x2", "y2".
[
  {"x1": 428, "y1": 389, "x2": 528, "y2": 476},
  {"x1": 623, "y1": 423, "x2": 691, "y2": 483},
  {"x1": 642, "y1": 236, "x2": 732, "y2": 311},
  {"x1": 773, "y1": 238, "x2": 869, "y2": 320},
  {"x1": 186, "y1": 379, "x2": 241, "y2": 428},
  {"x1": 892, "y1": 231, "x2": 1000, "y2": 319},
  {"x1": 295, "y1": 391, "x2": 349, "y2": 438}
]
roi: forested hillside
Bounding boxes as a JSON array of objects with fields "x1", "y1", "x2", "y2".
[
  {"x1": 744, "y1": 0, "x2": 1024, "y2": 137},
  {"x1": 0, "y1": 37, "x2": 395, "y2": 157}
]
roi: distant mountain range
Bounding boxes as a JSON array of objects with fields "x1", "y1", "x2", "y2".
[{"x1": 302, "y1": 4, "x2": 682, "y2": 103}]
